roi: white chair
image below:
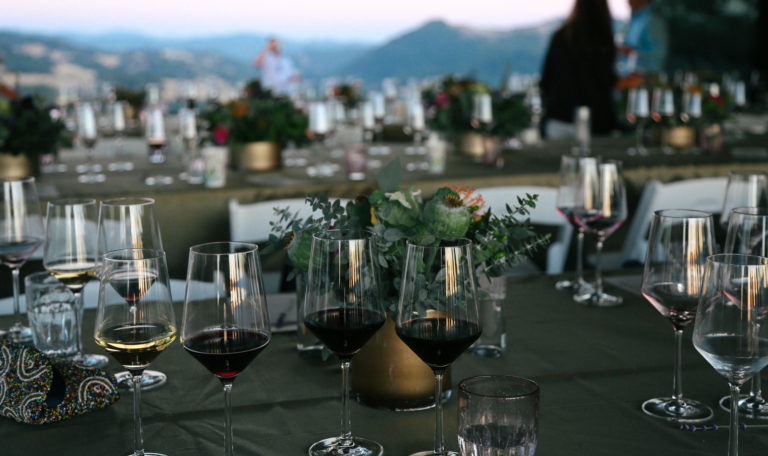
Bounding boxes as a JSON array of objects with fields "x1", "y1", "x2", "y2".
[
  {"x1": 609, "y1": 176, "x2": 728, "y2": 267},
  {"x1": 477, "y1": 186, "x2": 573, "y2": 275},
  {"x1": 228, "y1": 197, "x2": 315, "y2": 243}
]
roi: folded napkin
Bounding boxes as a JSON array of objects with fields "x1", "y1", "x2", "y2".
[{"x1": 0, "y1": 341, "x2": 119, "y2": 424}]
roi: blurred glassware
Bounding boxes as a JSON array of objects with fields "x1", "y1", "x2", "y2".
[{"x1": 75, "y1": 101, "x2": 106, "y2": 183}]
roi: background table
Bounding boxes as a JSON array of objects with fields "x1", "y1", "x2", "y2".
[{"x1": 2, "y1": 272, "x2": 767, "y2": 455}]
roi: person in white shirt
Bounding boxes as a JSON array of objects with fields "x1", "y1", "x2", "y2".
[{"x1": 254, "y1": 37, "x2": 299, "y2": 96}]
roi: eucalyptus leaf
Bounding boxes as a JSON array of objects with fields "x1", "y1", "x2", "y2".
[
  {"x1": 383, "y1": 227, "x2": 404, "y2": 242},
  {"x1": 377, "y1": 158, "x2": 403, "y2": 193}
]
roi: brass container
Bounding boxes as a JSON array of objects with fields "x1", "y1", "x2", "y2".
[
  {"x1": 664, "y1": 126, "x2": 695, "y2": 150},
  {"x1": 0, "y1": 153, "x2": 37, "y2": 178},
  {"x1": 239, "y1": 141, "x2": 280, "y2": 171},
  {"x1": 351, "y1": 318, "x2": 451, "y2": 410},
  {"x1": 455, "y1": 132, "x2": 485, "y2": 161}
]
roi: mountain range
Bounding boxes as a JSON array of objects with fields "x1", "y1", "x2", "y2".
[{"x1": 0, "y1": 19, "x2": 562, "y2": 95}]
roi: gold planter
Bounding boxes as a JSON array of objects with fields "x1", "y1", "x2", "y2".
[
  {"x1": 351, "y1": 318, "x2": 451, "y2": 410},
  {"x1": 663, "y1": 126, "x2": 695, "y2": 150},
  {"x1": 239, "y1": 141, "x2": 280, "y2": 172},
  {"x1": 0, "y1": 153, "x2": 38, "y2": 178},
  {"x1": 455, "y1": 132, "x2": 485, "y2": 161}
]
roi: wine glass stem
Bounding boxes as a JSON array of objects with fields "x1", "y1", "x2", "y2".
[
  {"x1": 594, "y1": 235, "x2": 605, "y2": 297},
  {"x1": 11, "y1": 268, "x2": 22, "y2": 327},
  {"x1": 339, "y1": 359, "x2": 353, "y2": 443},
  {"x1": 729, "y1": 382, "x2": 741, "y2": 456},
  {"x1": 671, "y1": 328, "x2": 684, "y2": 407},
  {"x1": 73, "y1": 292, "x2": 85, "y2": 356},
  {"x1": 131, "y1": 372, "x2": 146, "y2": 456},
  {"x1": 575, "y1": 228, "x2": 585, "y2": 285},
  {"x1": 223, "y1": 381, "x2": 234, "y2": 456},
  {"x1": 635, "y1": 120, "x2": 645, "y2": 152},
  {"x1": 749, "y1": 371, "x2": 763, "y2": 401},
  {"x1": 433, "y1": 369, "x2": 446, "y2": 455}
]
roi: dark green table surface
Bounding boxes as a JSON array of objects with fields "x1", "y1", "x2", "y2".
[{"x1": 2, "y1": 272, "x2": 768, "y2": 455}]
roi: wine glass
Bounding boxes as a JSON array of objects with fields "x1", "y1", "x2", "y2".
[
  {"x1": 302, "y1": 230, "x2": 386, "y2": 456},
  {"x1": 98, "y1": 197, "x2": 167, "y2": 390},
  {"x1": 719, "y1": 171, "x2": 768, "y2": 233},
  {"x1": 107, "y1": 100, "x2": 135, "y2": 172},
  {"x1": 95, "y1": 248, "x2": 177, "y2": 456},
  {"x1": 0, "y1": 177, "x2": 44, "y2": 342},
  {"x1": 573, "y1": 160, "x2": 628, "y2": 307},
  {"x1": 144, "y1": 104, "x2": 173, "y2": 186},
  {"x1": 396, "y1": 239, "x2": 482, "y2": 456},
  {"x1": 554, "y1": 154, "x2": 594, "y2": 296},
  {"x1": 626, "y1": 88, "x2": 649, "y2": 156},
  {"x1": 43, "y1": 198, "x2": 109, "y2": 368},
  {"x1": 640, "y1": 209, "x2": 715, "y2": 423},
  {"x1": 693, "y1": 254, "x2": 768, "y2": 456},
  {"x1": 181, "y1": 242, "x2": 271, "y2": 456},
  {"x1": 75, "y1": 101, "x2": 106, "y2": 183},
  {"x1": 718, "y1": 206, "x2": 768, "y2": 419}
]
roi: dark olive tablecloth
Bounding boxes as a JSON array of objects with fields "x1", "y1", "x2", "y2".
[{"x1": 2, "y1": 273, "x2": 767, "y2": 455}]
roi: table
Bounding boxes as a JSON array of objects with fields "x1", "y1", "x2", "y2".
[{"x1": 2, "y1": 272, "x2": 767, "y2": 455}]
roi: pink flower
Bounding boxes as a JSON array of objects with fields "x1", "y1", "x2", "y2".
[{"x1": 213, "y1": 125, "x2": 229, "y2": 145}]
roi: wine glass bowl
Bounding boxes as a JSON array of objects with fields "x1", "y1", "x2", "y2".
[
  {"x1": 396, "y1": 239, "x2": 481, "y2": 456},
  {"x1": 720, "y1": 171, "x2": 768, "y2": 231},
  {"x1": 302, "y1": 230, "x2": 386, "y2": 456},
  {"x1": 640, "y1": 209, "x2": 715, "y2": 423}
]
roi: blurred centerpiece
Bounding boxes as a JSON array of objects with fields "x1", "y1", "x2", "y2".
[
  {"x1": 0, "y1": 94, "x2": 64, "y2": 178},
  {"x1": 267, "y1": 159, "x2": 548, "y2": 409}
]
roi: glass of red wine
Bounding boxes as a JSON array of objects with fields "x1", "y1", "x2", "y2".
[
  {"x1": 181, "y1": 242, "x2": 271, "y2": 456},
  {"x1": 302, "y1": 230, "x2": 386, "y2": 456},
  {"x1": 98, "y1": 197, "x2": 167, "y2": 390},
  {"x1": 573, "y1": 159, "x2": 628, "y2": 307},
  {"x1": 640, "y1": 209, "x2": 714, "y2": 423},
  {"x1": 95, "y1": 248, "x2": 177, "y2": 456},
  {"x1": 0, "y1": 177, "x2": 44, "y2": 342},
  {"x1": 396, "y1": 239, "x2": 482, "y2": 456}
]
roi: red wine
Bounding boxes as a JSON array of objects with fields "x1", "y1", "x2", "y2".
[
  {"x1": 183, "y1": 328, "x2": 270, "y2": 379},
  {"x1": 0, "y1": 237, "x2": 43, "y2": 268},
  {"x1": 642, "y1": 282, "x2": 700, "y2": 330},
  {"x1": 109, "y1": 269, "x2": 158, "y2": 303},
  {"x1": 396, "y1": 318, "x2": 481, "y2": 369},
  {"x1": 575, "y1": 209, "x2": 624, "y2": 237},
  {"x1": 304, "y1": 308, "x2": 385, "y2": 358},
  {"x1": 556, "y1": 207, "x2": 580, "y2": 229}
]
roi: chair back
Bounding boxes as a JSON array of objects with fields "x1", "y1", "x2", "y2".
[{"x1": 228, "y1": 197, "x2": 314, "y2": 243}]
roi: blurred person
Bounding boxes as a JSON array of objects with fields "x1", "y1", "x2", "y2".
[
  {"x1": 540, "y1": 0, "x2": 617, "y2": 138},
  {"x1": 618, "y1": 0, "x2": 668, "y2": 76},
  {"x1": 254, "y1": 37, "x2": 300, "y2": 96}
]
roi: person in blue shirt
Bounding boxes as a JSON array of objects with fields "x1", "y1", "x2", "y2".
[{"x1": 619, "y1": 0, "x2": 668, "y2": 75}]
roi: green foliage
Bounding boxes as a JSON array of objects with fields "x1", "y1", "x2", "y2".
[{"x1": 0, "y1": 95, "x2": 64, "y2": 157}]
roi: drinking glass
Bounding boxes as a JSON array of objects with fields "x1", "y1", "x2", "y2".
[
  {"x1": 98, "y1": 197, "x2": 167, "y2": 390},
  {"x1": 718, "y1": 206, "x2": 768, "y2": 418},
  {"x1": 640, "y1": 209, "x2": 714, "y2": 422},
  {"x1": 719, "y1": 171, "x2": 768, "y2": 232},
  {"x1": 25, "y1": 271, "x2": 78, "y2": 360},
  {"x1": 554, "y1": 154, "x2": 594, "y2": 296},
  {"x1": 396, "y1": 239, "x2": 482, "y2": 456},
  {"x1": 458, "y1": 375, "x2": 539, "y2": 456},
  {"x1": 693, "y1": 254, "x2": 768, "y2": 456},
  {"x1": 573, "y1": 160, "x2": 628, "y2": 307},
  {"x1": 0, "y1": 176, "x2": 44, "y2": 342},
  {"x1": 44, "y1": 198, "x2": 109, "y2": 368},
  {"x1": 75, "y1": 101, "x2": 106, "y2": 183},
  {"x1": 182, "y1": 242, "x2": 271, "y2": 456},
  {"x1": 302, "y1": 230, "x2": 386, "y2": 456},
  {"x1": 95, "y1": 248, "x2": 177, "y2": 456}
]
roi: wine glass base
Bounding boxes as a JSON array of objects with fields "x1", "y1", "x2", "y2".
[
  {"x1": 409, "y1": 451, "x2": 459, "y2": 456},
  {"x1": 573, "y1": 291, "x2": 623, "y2": 307},
  {"x1": 76, "y1": 353, "x2": 110, "y2": 369},
  {"x1": 116, "y1": 370, "x2": 168, "y2": 391},
  {"x1": 642, "y1": 397, "x2": 713, "y2": 423},
  {"x1": 555, "y1": 277, "x2": 594, "y2": 295},
  {"x1": 8, "y1": 325, "x2": 33, "y2": 343},
  {"x1": 77, "y1": 173, "x2": 107, "y2": 184},
  {"x1": 126, "y1": 452, "x2": 166, "y2": 456},
  {"x1": 308, "y1": 436, "x2": 383, "y2": 456},
  {"x1": 719, "y1": 394, "x2": 768, "y2": 419}
]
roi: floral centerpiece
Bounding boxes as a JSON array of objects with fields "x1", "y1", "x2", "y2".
[{"x1": 0, "y1": 95, "x2": 64, "y2": 176}]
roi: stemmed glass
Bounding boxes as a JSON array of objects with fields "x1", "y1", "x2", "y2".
[
  {"x1": 693, "y1": 254, "x2": 768, "y2": 456},
  {"x1": 95, "y1": 248, "x2": 177, "y2": 456},
  {"x1": 626, "y1": 88, "x2": 649, "y2": 156},
  {"x1": 718, "y1": 206, "x2": 768, "y2": 419},
  {"x1": 640, "y1": 209, "x2": 714, "y2": 423},
  {"x1": 75, "y1": 101, "x2": 106, "y2": 183},
  {"x1": 0, "y1": 177, "x2": 44, "y2": 342},
  {"x1": 43, "y1": 198, "x2": 109, "y2": 368},
  {"x1": 302, "y1": 230, "x2": 386, "y2": 456},
  {"x1": 396, "y1": 239, "x2": 482, "y2": 456},
  {"x1": 554, "y1": 154, "x2": 594, "y2": 296},
  {"x1": 719, "y1": 171, "x2": 768, "y2": 233},
  {"x1": 182, "y1": 242, "x2": 271, "y2": 456},
  {"x1": 98, "y1": 197, "x2": 167, "y2": 390},
  {"x1": 573, "y1": 159, "x2": 627, "y2": 307}
]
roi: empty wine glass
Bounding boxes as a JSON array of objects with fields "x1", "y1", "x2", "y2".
[
  {"x1": 396, "y1": 239, "x2": 482, "y2": 456},
  {"x1": 75, "y1": 101, "x2": 106, "y2": 183},
  {"x1": 640, "y1": 209, "x2": 714, "y2": 423},
  {"x1": 95, "y1": 248, "x2": 177, "y2": 456},
  {"x1": 554, "y1": 154, "x2": 594, "y2": 296},
  {"x1": 573, "y1": 159, "x2": 628, "y2": 307},
  {"x1": 627, "y1": 88, "x2": 649, "y2": 156},
  {"x1": 107, "y1": 101, "x2": 135, "y2": 172},
  {"x1": 98, "y1": 197, "x2": 167, "y2": 390},
  {"x1": 302, "y1": 230, "x2": 386, "y2": 456},
  {"x1": 720, "y1": 171, "x2": 768, "y2": 232},
  {"x1": 44, "y1": 198, "x2": 109, "y2": 368},
  {"x1": 718, "y1": 206, "x2": 768, "y2": 419},
  {"x1": 182, "y1": 242, "x2": 271, "y2": 456},
  {"x1": 693, "y1": 254, "x2": 768, "y2": 456},
  {"x1": 0, "y1": 177, "x2": 44, "y2": 342}
]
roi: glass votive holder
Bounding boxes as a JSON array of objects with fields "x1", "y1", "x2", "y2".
[
  {"x1": 24, "y1": 271, "x2": 78, "y2": 360},
  {"x1": 345, "y1": 143, "x2": 367, "y2": 181},
  {"x1": 469, "y1": 274, "x2": 507, "y2": 358},
  {"x1": 458, "y1": 375, "x2": 540, "y2": 456}
]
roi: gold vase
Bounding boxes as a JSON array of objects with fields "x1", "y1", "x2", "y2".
[
  {"x1": 0, "y1": 153, "x2": 37, "y2": 178},
  {"x1": 351, "y1": 318, "x2": 451, "y2": 410},
  {"x1": 239, "y1": 141, "x2": 280, "y2": 171},
  {"x1": 663, "y1": 126, "x2": 695, "y2": 150},
  {"x1": 455, "y1": 132, "x2": 485, "y2": 161}
]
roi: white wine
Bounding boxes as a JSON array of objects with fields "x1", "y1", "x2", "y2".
[
  {"x1": 47, "y1": 261, "x2": 98, "y2": 292},
  {"x1": 95, "y1": 323, "x2": 176, "y2": 370}
]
